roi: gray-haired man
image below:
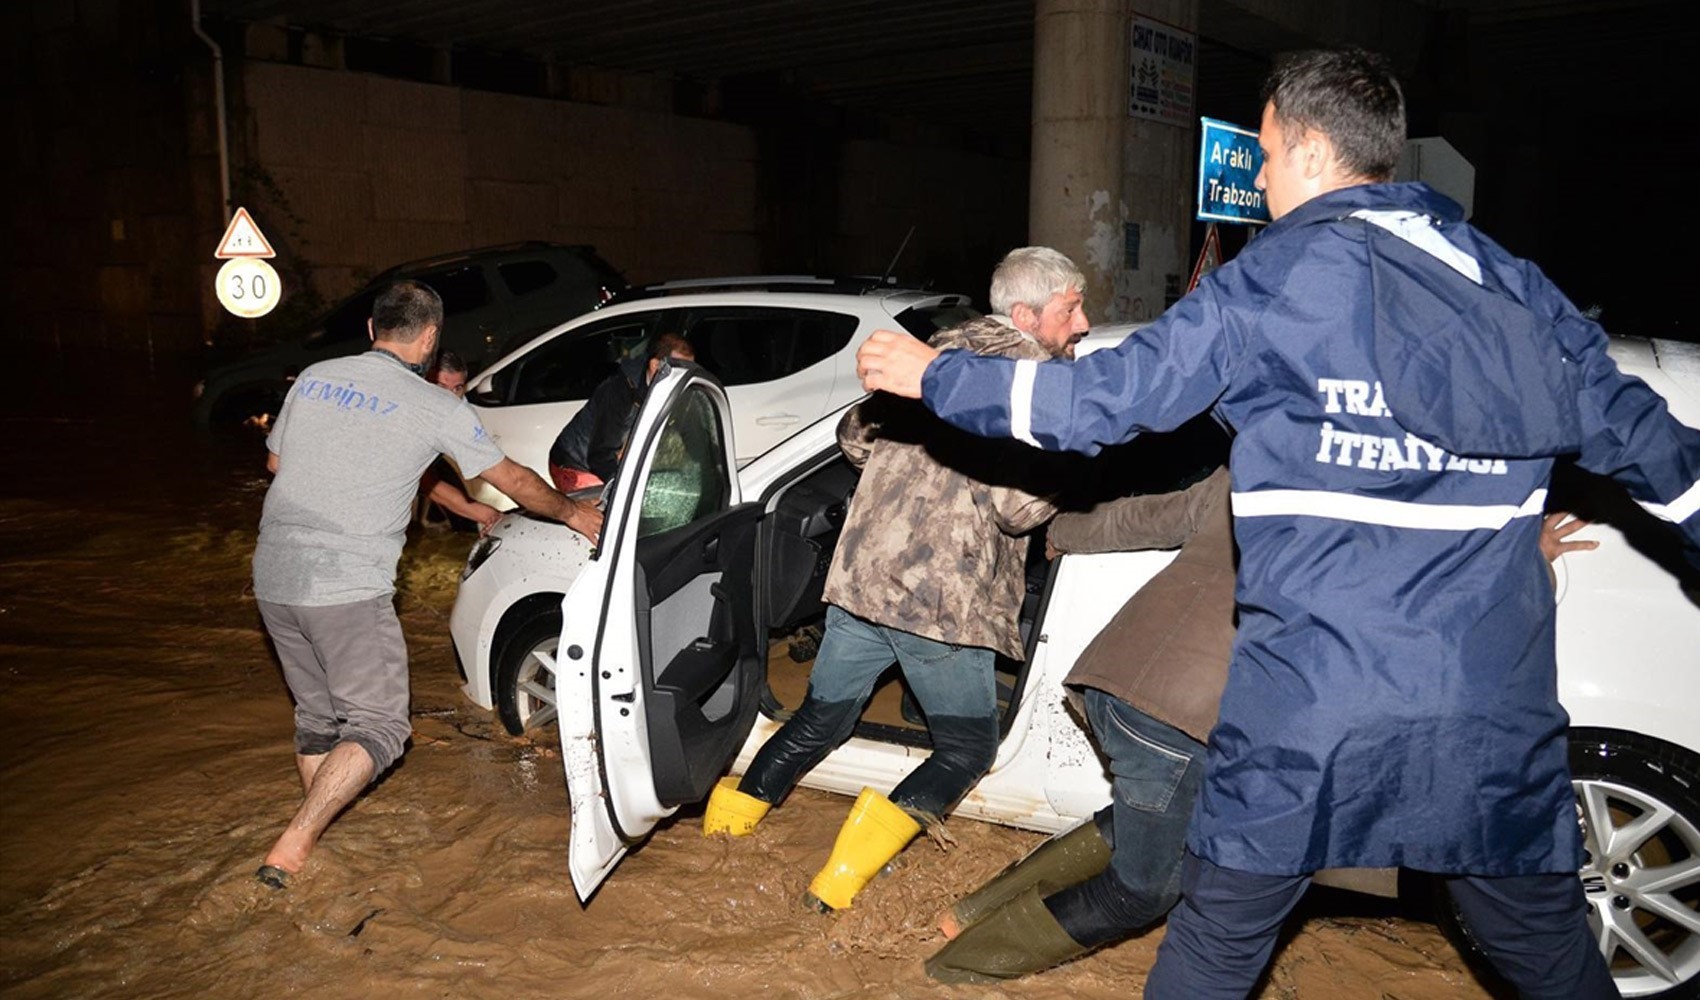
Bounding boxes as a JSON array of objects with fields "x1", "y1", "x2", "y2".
[{"x1": 701, "y1": 247, "x2": 1087, "y2": 912}]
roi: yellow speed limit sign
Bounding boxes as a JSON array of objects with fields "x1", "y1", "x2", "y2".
[{"x1": 216, "y1": 257, "x2": 282, "y2": 318}]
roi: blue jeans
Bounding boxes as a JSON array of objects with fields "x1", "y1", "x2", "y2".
[
  {"x1": 1045, "y1": 688, "x2": 1207, "y2": 945},
  {"x1": 1145, "y1": 852, "x2": 1618, "y2": 999},
  {"x1": 739, "y1": 605, "x2": 999, "y2": 823}
]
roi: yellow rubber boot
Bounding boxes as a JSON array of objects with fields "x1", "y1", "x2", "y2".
[
  {"x1": 703, "y1": 777, "x2": 771, "y2": 836},
  {"x1": 805, "y1": 788, "x2": 922, "y2": 910}
]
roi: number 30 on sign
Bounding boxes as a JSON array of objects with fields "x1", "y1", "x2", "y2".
[{"x1": 216, "y1": 257, "x2": 282, "y2": 318}]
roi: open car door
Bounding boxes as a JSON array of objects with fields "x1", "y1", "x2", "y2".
[{"x1": 557, "y1": 363, "x2": 766, "y2": 900}]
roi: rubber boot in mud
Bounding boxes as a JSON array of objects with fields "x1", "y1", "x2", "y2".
[
  {"x1": 943, "y1": 815, "x2": 1111, "y2": 937},
  {"x1": 702, "y1": 776, "x2": 771, "y2": 836},
  {"x1": 925, "y1": 887, "x2": 1089, "y2": 984},
  {"x1": 804, "y1": 787, "x2": 920, "y2": 911}
]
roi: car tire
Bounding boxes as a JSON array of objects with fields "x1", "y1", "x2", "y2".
[
  {"x1": 1437, "y1": 728, "x2": 1700, "y2": 1000},
  {"x1": 493, "y1": 603, "x2": 563, "y2": 736}
]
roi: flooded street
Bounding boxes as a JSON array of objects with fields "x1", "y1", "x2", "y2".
[{"x1": 0, "y1": 378, "x2": 1495, "y2": 999}]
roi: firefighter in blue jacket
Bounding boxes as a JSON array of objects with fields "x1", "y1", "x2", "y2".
[{"x1": 856, "y1": 48, "x2": 1700, "y2": 999}]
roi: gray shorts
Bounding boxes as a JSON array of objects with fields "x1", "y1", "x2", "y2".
[{"x1": 258, "y1": 595, "x2": 410, "y2": 775}]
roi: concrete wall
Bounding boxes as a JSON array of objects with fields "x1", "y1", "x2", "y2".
[
  {"x1": 235, "y1": 60, "x2": 765, "y2": 312},
  {"x1": 4, "y1": 9, "x2": 1028, "y2": 366},
  {"x1": 220, "y1": 59, "x2": 1026, "y2": 338},
  {"x1": 2, "y1": 0, "x2": 218, "y2": 366}
]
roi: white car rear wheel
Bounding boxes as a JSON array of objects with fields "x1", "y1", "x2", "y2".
[
  {"x1": 1439, "y1": 729, "x2": 1700, "y2": 999},
  {"x1": 1571, "y1": 730, "x2": 1700, "y2": 999}
]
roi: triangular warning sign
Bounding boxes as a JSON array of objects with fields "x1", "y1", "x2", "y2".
[
  {"x1": 214, "y1": 207, "x2": 276, "y2": 259},
  {"x1": 1186, "y1": 222, "x2": 1223, "y2": 293}
]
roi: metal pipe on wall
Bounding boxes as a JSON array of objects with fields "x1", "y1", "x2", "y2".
[{"x1": 189, "y1": 0, "x2": 231, "y2": 219}]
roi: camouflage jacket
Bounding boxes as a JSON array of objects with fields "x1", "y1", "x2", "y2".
[{"x1": 821, "y1": 316, "x2": 1058, "y2": 658}]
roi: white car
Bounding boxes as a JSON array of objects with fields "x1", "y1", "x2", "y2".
[
  {"x1": 449, "y1": 329, "x2": 1700, "y2": 999},
  {"x1": 458, "y1": 277, "x2": 978, "y2": 507}
]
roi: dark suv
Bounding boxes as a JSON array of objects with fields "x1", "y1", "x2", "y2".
[{"x1": 192, "y1": 242, "x2": 623, "y2": 428}]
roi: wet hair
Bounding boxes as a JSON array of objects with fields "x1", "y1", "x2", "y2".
[
  {"x1": 371, "y1": 280, "x2": 443, "y2": 343},
  {"x1": 435, "y1": 350, "x2": 468, "y2": 376},
  {"x1": 650, "y1": 332, "x2": 695, "y2": 361},
  {"x1": 989, "y1": 247, "x2": 1086, "y2": 317},
  {"x1": 1260, "y1": 48, "x2": 1405, "y2": 182}
]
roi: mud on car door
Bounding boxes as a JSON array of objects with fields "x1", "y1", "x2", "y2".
[{"x1": 557, "y1": 363, "x2": 764, "y2": 900}]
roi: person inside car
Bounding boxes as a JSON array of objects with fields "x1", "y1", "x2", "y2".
[
  {"x1": 546, "y1": 333, "x2": 696, "y2": 493},
  {"x1": 699, "y1": 247, "x2": 1086, "y2": 913}
]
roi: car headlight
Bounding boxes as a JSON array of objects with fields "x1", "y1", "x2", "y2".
[{"x1": 463, "y1": 535, "x2": 502, "y2": 580}]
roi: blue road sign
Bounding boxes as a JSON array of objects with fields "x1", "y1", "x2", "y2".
[{"x1": 1197, "y1": 117, "x2": 1270, "y2": 225}]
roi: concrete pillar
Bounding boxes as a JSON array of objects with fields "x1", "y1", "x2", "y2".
[
  {"x1": 1120, "y1": 0, "x2": 1199, "y2": 321},
  {"x1": 1030, "y1": 0, "x2": 1128, "y2": 322},
  {"x1": 1030, "y1": 0, "x2": 1200, "y2": 323}
]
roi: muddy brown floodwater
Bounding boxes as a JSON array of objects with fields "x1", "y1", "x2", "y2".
[{"x1": 0, "y1": 385, "x2": 1499, "y2": 999}]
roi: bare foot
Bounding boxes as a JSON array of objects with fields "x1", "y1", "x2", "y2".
[
  {"x1": 938, "y1": 909, "x2": 961, "y2": 940},
  {"x1": 262, "y1": 825, "x2": 316, "y2": 873}
]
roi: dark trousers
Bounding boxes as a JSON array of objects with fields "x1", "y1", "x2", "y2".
[
  {"x1": 1047, "y1": 689, "x2": 1207, "y2": 945},
  {"x1": 740, "y1": 605, "x2": 998, "y2": 824},
  {"x1": 1145, "y1": 850, "x2": 1619, "y2": 1000}
]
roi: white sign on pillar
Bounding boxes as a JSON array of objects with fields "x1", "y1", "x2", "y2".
[{"x1": 1128, "y1": 14, "x2": 1197, "y2": 127}]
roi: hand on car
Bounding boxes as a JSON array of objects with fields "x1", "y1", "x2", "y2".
[
  {"x1": 565, "y1": 497, "x2": 605, "y2": 544},
  {"x1": 857, "y1": 330, "x2": 938, "y2": 399},
  {"x1": 1540, "y1": 511, "x2": 1598, "y2": 563},
  {"x1": 468, "y1": 501, "x2": 502, "y2": 533}
]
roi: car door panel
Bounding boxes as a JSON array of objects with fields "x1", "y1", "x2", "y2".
[
  {"x1": 634, "y1": 507, "x2": 763, "y2": 805},
  {"x1": 726, "y1": 372, "x2": 834, "y2": 460},
  {"x1": 558, "y1": 367, "x2": 761, "y2": 900}
]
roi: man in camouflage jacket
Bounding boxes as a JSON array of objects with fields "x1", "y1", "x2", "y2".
[{"x1": 702, "y1": 247, "x2": 1090, "y2": 913}]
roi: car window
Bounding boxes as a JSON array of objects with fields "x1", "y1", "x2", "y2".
[
  {"x1": 892, "y1": 302, "x2": 981, "y2": 341},
  {"x1": 310, "y1": 288, "x2": 380, "y2": 345},
  {"x1": 499, "y1": 260, "x2": 558, "y2": 298},
  {"x1": 682, "y1": 308, "x2": 857, "y2": 386},
  {"x1": 638, "y1": 385, "x2": 731, "y2": 538},
  {"x1": 422, "y1": 265, "x2": 492, "y2": 316},
  {"x1": 481, "y1": 316, "x2": 654, "y2": 406},
  {"x1": 551, "y1": 252, "x2": 624, "y2": 294}
]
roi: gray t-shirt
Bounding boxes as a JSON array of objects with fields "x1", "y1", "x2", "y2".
[{"x1": 254, "y1": 351, "x2": 505, "y2": 606}]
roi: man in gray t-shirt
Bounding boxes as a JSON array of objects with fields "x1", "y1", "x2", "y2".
[{"x1": 253, "y1": 280, "x2": 601, "y2": 890}]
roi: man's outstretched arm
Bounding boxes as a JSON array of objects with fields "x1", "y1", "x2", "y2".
[
  {"x1": 479, "y1": 458, "x2": 603, "y2": 543},
  {"x1": 425, "y1": 476, "x2": 500, "y2": 530},
  {"x1": 857, "y1": 285, "x2": 1237, "y2": 456}
]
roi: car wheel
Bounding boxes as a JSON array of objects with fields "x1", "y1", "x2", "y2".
[
  {"x1": 1439, "y1": 728, "x2": 1700, "y2": 999},
  {"x1": 493, "y1": 604, "x2": 563, "y2": 736}
]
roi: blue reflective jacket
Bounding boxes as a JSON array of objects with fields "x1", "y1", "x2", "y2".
[{"x1": 922, "y1": 183, "x2": 1700, "y2": 875}]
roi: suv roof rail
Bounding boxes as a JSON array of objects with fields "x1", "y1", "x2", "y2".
[
  {"x1": 385, "y1": 241, "x2": 599, "y2": 275},
  {"x1": 607, "y1": 274, "x2": 939, "y2": 305}
]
